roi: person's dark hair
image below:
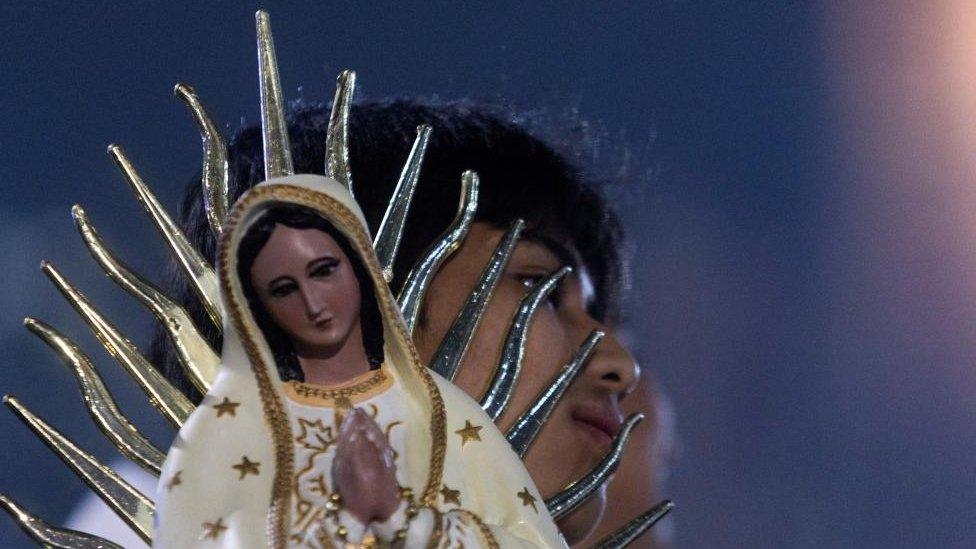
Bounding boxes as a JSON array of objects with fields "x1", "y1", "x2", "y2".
[
  {"x1": 236, "y1": 204, "x2": 384, "y2": 381},
  {"x1": 152, "y1": 99, "x2": 626, "y2": 401}
]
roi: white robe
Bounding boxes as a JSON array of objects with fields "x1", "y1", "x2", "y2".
[{"x1": 152, "y1": 175, "x2": 566, "y2": 548}]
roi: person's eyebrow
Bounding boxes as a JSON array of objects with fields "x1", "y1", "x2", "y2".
[
  {"x1": 522, "y1": 231, "x2": 603, "y2": 317},
  {"x1": 521, "y1": 232, "x2": 581, "y2": 271}
]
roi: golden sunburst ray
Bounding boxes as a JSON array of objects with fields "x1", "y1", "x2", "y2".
[
  {"x1": 71, "y1": 205, "x2": 219, "y2": 394},
  {"x1": 107, "y1": 144, "x2": 221, "y2": 328},
  {"x1": 23, "y1": 317, "x2": 165, "y2": 475},
  {"x1": 40, "y1": 260, "x2": 193, "y2": 428},
  {"x1": 505, "y1": 330, "x2": 604, "y2": 457},
  {"x1": 174, "y1": 82, "x2": 229, "y2": 238},
  {"x1": 398, "y1": 170, "x2": 479, "y2": 334},
  {"x1": 373, "y1": 124, "x2": 432, "y2": 282},
  {"x1": 545, "y1": 412, "x2": 643, "y2": 521},
  {"x1": 429, "y1": 219, "x2": 525, "y2": 382},
  {"x1": 325, "y1": 69, "x2": 356, "y2": 193},
  {"x1": 256, "y1": 9, "x2": 293, "y2": 179},
  {"x1": 3, "y1": 396, "x2": 155, "y2": 544},
  {"x1": 589, "y1": 499, "x2": 674, "y2": 549},
  {"x1": 480, "y1": 266, "x2": 571, "y2": 421},
  {"x1": 0, "y1": 493, "x2": 124, "y2": 549}
]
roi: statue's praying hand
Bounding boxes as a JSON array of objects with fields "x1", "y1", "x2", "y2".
[{"x1": 332, "y1": 408, "x2": 401, "y2": 525}]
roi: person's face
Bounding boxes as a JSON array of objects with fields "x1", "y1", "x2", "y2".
[
  {"x1": 413, "y1": 222, "x2": 640, "y2": 543},
  {"x1": 249, "y1": 225, "x2": 362, "y2": 358}
]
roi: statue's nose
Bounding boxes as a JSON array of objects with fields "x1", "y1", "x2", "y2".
[{"x1": 301, "y1": 283, "x2": 331, "y2": 319}]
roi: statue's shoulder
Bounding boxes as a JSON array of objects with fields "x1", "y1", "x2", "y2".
[
  {"x1": 426, "y1": 370, "x2": 525, "y2": 468},
  {"x1": 427, "y1": 371, "x2": 494, "y2": 423}
]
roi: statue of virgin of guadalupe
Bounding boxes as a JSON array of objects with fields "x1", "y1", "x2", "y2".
[
  {"x1": 0, "y1": 10, "x2": 670, "y2": 548},
  {"x1": 152, "y1": 173, "x2": 567, "y2": 548}
]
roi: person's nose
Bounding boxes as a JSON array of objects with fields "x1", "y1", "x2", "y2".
[{"x1": 580, "y1": 328, "x2": 640, "y2": 399}]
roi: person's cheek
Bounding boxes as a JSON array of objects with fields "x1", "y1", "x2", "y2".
[
  {"x1": 446, "y1": 282, "x2": 520, "y2": 402},
  {"x1": 496, "y1": 303, "x2": 570, "y2": 431}
]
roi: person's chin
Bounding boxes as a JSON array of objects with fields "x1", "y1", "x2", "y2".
[{"x1": 554, "y1": 483, "x2": 606, "y2": 544}]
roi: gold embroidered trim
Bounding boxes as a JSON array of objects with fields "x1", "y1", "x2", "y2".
[
  {"x1": 283, "y1": 368, "x2": 392, "y2": 407},
  {"x1": 454, "y1": 509, "x2": 500, "y2": 549},
  {"x1": 220, "y1": 183, "x2": 448, "y2": 546},
  {"x1": 425, "y1": 507, "x2": 444, "y2": 549},
  {"x1": 220, "y1": 196, "x2": 292, "y2": 548}
]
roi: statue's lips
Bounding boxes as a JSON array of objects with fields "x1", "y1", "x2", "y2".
[
  {"x1": 571, "y1": 402, "x2": 622, "y2": 448},
  {"x1": 313, "y1": 317, "x2": 334, "y2": 329}
]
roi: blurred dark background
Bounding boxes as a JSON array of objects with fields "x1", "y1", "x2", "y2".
[{"x1": 3, "y1": 2, "x2": 975, "y2": 547}]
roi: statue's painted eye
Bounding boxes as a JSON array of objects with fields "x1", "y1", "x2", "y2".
[
  {"x1": 309, "y1": 258, "x2": 340, "y2": 278},
  {"x1": 269, "y1": 280, "x2": 298, "y2": 298}
]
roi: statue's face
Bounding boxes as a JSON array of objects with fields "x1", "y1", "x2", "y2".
[
  {"x1": 413, "y1": 222, "x2": 644, "y2": 543},
  {"x1": 249, "y1": 225, "x2": 362, "y2": 358}
]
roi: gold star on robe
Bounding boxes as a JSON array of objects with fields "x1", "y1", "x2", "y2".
[
  {"x1": 454, "y1": 420, "x2": 483, "y2": 447},
  {"x1": 232, "y1": 456, "x2": 261, "y2": 479},
  {"x1": 213, "y1": 397, "x2": 240, "y2": 418},
  {"x1": 440, "y1": 484, "x2": 461, "y2": 506},
  {"x1": 517, "y1": 487, "x2": 538, "y2": 513},
  {"x1": 164, "y1": 470, "x2": 182, "y2": 491},
  {"x1": 200, "y1": 517, "x2": 228, "y2": 540}
]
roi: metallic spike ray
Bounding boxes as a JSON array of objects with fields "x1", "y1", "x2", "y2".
[
  {"x1": 40, "y1": 260, "x2": 193, "y2": 428},
  {"x1": 398, "y1": 170, "x2": 479, "y2": 334},
  {"x1": 589, "y1": 500, "x2": 674, "y2": 549},
  {"x1": 429, "y1": 219, "x2": 525, "y2": 381},
  {"x1": 107, "y1": 144, "x2": 221, "y2": 328},
  {"x1": 325, "y1": 69, "x2": 356, "y2": 193},
  {"x1": 506, "y1": 330, "x2": 604, "y2": 457},
  {"x1": 3, "y1": 396, "x2": 155, "y2": 544},
  {"x1": 71, "y1": 206, "x2": 219, "y2": 394},
  {"x1": 24, "y1": 317, "x2": 164, "y2": 475},
  {"x1": 256, "y1": 9, "x2": 293, "y2": 179},
  {"x1": 373, "y1": 124, "x2": 432, "y2": 282},
  {"x1": 480, "y1": 266, "x2": 571, "y2": 421},
  {"x1": 174, "y1": 82, "x2": 229, "y2": 238},
  {"x1": 545, "y1": 412, "x2": 644, "y2": 521},
  {"x1": 0, "y1": 493, "x2": 124, "y2": 549}
]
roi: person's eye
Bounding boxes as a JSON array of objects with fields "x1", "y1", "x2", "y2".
[
  {"x1": 516, "y1": 274, "x2": 563, "y2": 308},
  {"x1": 518, "y1": 274, "x2": 542, "y2": 290},
  {"x1": 269, "y1": 281, "x2": 297, "y2": 298},
  {"x1": 310, "y1": 259, "x2": 340, "y2": 278}
]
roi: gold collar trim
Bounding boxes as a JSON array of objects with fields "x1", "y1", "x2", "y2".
[{"x1": 283, "y1": 367, "x2": 392, "y2": 407}]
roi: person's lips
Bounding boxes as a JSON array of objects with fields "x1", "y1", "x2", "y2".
[{"x1": 571, "y1": 402, "x2": 622, "y2": 448}]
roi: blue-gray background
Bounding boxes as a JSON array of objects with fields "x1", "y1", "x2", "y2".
[{"x1": 3, "y1": 2, "x2": 975, "y2": 547}]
